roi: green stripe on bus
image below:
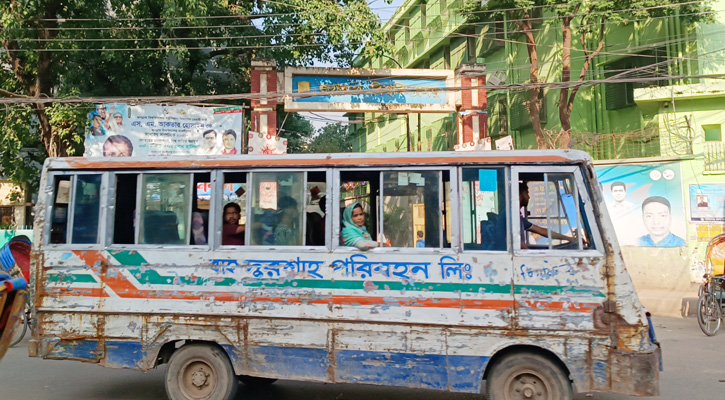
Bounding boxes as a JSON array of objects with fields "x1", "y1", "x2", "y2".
[
  {"x1": 108, "y1": 251, "x2": 148, "y2": 266},
  {"x1": 46, "y1": 274, "x2": 97, "y2": 284}
]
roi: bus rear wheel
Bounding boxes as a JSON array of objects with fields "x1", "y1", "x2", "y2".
[
  {"x1": 486, "y1": 352, "x2": 573, "y2": 400},
  {"x1": 165, "y1": 344, "x2": 238, "y2": 400}
]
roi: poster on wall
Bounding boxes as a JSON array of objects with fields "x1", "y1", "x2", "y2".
[
  {"x1": 84, "y1": 104, "x2": 244, "y2": 157},
  {"x1": 595, "y1": 162, "x2": 686, "y2": 247},
  {"x1": 689, "y1": 184, "x2": 725, "y2": 222}
]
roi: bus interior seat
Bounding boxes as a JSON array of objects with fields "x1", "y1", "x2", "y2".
[{"x1": 144, "y1": 211, "x2": 180, "y2": 244}]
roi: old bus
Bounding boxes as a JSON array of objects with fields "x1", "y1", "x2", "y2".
[{"x1": 29, "y1": 150, "x2": 660, "y2": 400}]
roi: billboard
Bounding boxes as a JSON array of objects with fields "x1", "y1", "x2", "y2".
[
  {"x1": 84, "y1": 104, "x2": 244, "y2": 157},
  {"x1": 595, "y1": 162, "x2": 686, "y2": 247},
  {"x1": 284, "y1": 67, "x2": 456, "y2": 113}
]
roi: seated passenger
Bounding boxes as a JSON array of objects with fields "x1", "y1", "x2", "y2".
[
  {"x1": 274, "y1": 196, "x2": 300, "y2": 245},
  {"x1": 341, "y1": 203, "x2": 378, "y2": 250},
  {"x1": 222, "y1": 203, "x2": 245, "y2": 245}
]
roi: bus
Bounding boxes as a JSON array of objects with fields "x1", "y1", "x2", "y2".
[{"x1": 28, "y1": 150, "x2": 660, "y2": 400}]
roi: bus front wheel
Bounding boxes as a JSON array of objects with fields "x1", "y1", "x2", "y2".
[
  {"x1": 165, "y1": 344, "x2": 238, "y2": 400},
  {"x1": 486, "y1": 352, "x2": 573, "y2": 400}
]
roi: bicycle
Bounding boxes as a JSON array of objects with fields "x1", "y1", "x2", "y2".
[{"x1": 697, "y1": 234, "x2": 725, "y2": 336}]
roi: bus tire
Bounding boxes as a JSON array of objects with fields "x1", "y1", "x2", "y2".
[
  {"x1": 238, "y1": 375, "x2": 277, "y2": 387},
  {"x1": 486, "y1": 352, "x2": 573, "y2": 400},
  {"x1": 165, "y1": 344, "x2": 238, "y2": 400}
]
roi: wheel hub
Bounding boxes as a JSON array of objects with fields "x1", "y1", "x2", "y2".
[
  {"x1": 191, "y1": 368, "x2": 210, "y2": 388},
  {"x1": 511, "y1": 373, "x2": 546, "y2": 399}
]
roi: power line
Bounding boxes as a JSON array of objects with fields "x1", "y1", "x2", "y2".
[{"x1": 0, "y1": 72, "x2": 722, "y2": 105}]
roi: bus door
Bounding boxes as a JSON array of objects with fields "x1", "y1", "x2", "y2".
[{"x1": 511, "y1": 166, "x2": 606, "y2": 330}]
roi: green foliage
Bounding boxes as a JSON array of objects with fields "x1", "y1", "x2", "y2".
[
  {"x1": 306, "y1": 123, "x2": 354, "y2": 153},
  {"x1": 0, "y1": 0, "x2": 385, "y2": 189},
  {"x1": 279, "y1": 111, "x2": 315, "y2": 153}
]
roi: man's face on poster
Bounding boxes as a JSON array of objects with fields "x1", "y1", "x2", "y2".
[
  {"x1": 642, "y1": 202, "x2": 671, "y2": 239},
  {"x1": 103, "y1": 141, "x2": 131, "y2": 157},
  {"x1": 204, "y1": 131, "x2": 216, "y2": 149},
  {"x1": 96, "y1": 105, "x2": 107, "y2": 119},
  {"x1": 612, "y1": 186, "x2": 627, "y2": 202}
]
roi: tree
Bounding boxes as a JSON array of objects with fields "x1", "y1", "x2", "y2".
[
  {"x1": 465, "y1": 0, "x2": 713, "y2": 149},
  {"x1": 0, "y1": 0, "x2": 384, "y2": 190},
  {"x1": 306, "y1": 123, "x2": 353, "y2": 153}
]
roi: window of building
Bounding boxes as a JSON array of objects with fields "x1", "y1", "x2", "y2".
[
  {"x1": 461, "y1": 167, "x2": 507, "y2": 251},
  {"x1": 703, "y1": 124, "x2": 722, "y2": 142}
]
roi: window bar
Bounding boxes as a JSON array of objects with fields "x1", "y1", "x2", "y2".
[{"x1": 544, "y1": 173, "x2": 552, "y2": 250}]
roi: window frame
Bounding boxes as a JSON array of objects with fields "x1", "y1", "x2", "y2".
[
  {"x1": 107, "y1": 170, "x2": 204, "y2": 249},
  {"x1": 511, "y1": 165, "x2": 604, "y2": 255},
  {"x1": 458, "y1": 165, "x2": 511, "y2": 253},
  {"x1": 333, "y1": 166, "x2": 458, "y2": 253},
  {"x1": 44, "y1": 171, "x2": 108, "y2": 249}
]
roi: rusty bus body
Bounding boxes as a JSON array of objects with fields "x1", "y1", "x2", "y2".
[{"x1": 29, "y1": 150, "x2": 660, "y2": 400}]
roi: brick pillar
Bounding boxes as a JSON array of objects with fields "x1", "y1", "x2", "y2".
[
  {"x1": 455, "y1": 64, "x2": 488, "y2": 150},
  {"x1": 250, "y1": 60, "x2": 278, "y2": 137}
]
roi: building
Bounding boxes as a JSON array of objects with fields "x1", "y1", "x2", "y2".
[{"x1": 352, "y1": 0, "x2": 725, "y2": 315}]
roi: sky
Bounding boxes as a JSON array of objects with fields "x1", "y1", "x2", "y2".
[{"x1": 297, "y1": 0, "x2": 405, "y2": 131}]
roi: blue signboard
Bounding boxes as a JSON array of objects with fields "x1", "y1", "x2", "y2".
[{"x1": 292, "y1": 75, "x2": 448, "y2": 104}]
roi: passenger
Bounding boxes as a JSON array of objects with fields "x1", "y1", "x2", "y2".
[
  {"x1": 341, "y1": 203, "x2": 378, "y2": 250},
  {"x1": 519, "y1": 182, "x2": 576, "y2": 247},
  {"x1": 222, "y1": 203, "x2": 244, "y2": 245},
  {"x1": 274, "y1": 196, "x2": 300, "y2": 245},
  {"x1": 415, "y1": 230, "x2": 425, "y2": 247},
  {"x1": 306, "y1": 195, "x2": 326, "y2": 246}
]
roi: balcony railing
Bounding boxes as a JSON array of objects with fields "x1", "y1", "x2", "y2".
[{"x1": 705, "y1": 142, "x2": 725, "y2": 172}]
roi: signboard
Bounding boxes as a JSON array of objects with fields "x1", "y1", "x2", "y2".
[
  {"x1": 247, "y1": 132, "x2": 288, "y2": 155},
  {"x1": 595, "y1": 162, "x2": 686, "y2": 247},
  {"x1": 284, "y1": 67, "x2": 456, "y2": 113},
  {"x1": 689, "y1": 184, "x2": 725, "y2": 222},
  {"x1": 84, "y1": 104, "x2": 244, "y2": 157}
]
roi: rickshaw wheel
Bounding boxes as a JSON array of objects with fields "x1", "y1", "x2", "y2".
[{"x1": 697, "y1": 293, "x2": 722, "y2": 336}]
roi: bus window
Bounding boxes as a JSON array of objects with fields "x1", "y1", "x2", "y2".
[
  {"x1": 306, "y1": 172, "x2": 326, "y2": 246},
  {"x1": 221, "y1": 172, "x2": 247, "y2": 246},
  {"x1": 48, "y1": 174, "x2": 103, "y2": 245},
  {"x1": 71, "y1": 175, "x2": 102, "y2": 244},
  {"x1": 249, "y1": 172, "x2": 304, "y2": 246},
  {"x1": 340, "y1": 170, "x2": 378, "y2": 245},
  {"x1": 190, "y1": 173, "x2": 211, "y2": 246},
  {"x1": 139, "y1": 174, "x2": 191, "y2": 245},
  {"x1": 461, "y1": 167, "x2": 507, "y2": 251},
  {"x1": 49, "y1": 176, "x2": 71, "y2": 244},
  {"x1": 519, "y1": 172, "x2": 593, "y2": 250},
  {"x1": 113, "y1": 174, "x2": 137, "y2": 244},
  {"x1": 382, "y1": 170, "x2": 442, "y2": 248}
]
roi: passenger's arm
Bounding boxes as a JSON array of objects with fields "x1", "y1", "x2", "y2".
[
  {"x1": 354, "y1": 239, "x2": 379, "y2": 250},
  {"x1": 529, "y1": 224, "x2": 575, "y2": 242}
]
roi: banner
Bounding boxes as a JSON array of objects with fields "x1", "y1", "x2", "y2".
[
  {"x1": 595, "y1": 162, "x2": 686, "y2": 247},
  {"x1": 84, "y1": 104, "x2": 244, "y2": 157},
  {"x1": 689, "y1": 184, "x2": 725, "y2": 222},
  {"x1": 247, "y1": 132, "x2": 288, "y2": 155}
]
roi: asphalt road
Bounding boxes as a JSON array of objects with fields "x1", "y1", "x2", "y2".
[{"x1": 1, "y1": 316, "x2": 723, "y2": 400}]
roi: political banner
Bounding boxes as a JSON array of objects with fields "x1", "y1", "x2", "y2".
[
  {"x1": 84, "y1": 104, "x2": 244, "y2": 157},
  {"x1": 595, "y1": 162, "x2": 686, "y2": 247}
]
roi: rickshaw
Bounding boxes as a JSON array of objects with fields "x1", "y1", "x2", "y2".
[
  {"x1": 0, "y1": 236, "x2": 30, "y2": 360},
  {"x1": 697, "y1": 234, "x2": 725, "y2": 336}
]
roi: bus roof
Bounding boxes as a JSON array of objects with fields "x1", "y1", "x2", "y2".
[{"x1": 45, "y1": 149, "x2": 593, "y2": 171}]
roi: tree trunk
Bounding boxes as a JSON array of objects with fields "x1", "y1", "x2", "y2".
[
  {"x1": 558, "y1": 17, "x2": 573, "y2": 148},
  {"x1": 515, "y1": 15, "x2": 546, "y2": 149}
]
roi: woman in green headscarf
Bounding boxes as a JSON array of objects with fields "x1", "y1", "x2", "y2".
[{"x1": 341, "y1": 203, "x2": 378, "y2": 250}]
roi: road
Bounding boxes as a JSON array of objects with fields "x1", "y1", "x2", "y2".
[{"x1": 1, "y1": 316, "x2": 723, "y2": 400}]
